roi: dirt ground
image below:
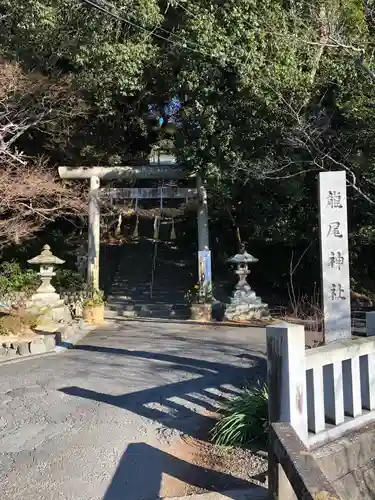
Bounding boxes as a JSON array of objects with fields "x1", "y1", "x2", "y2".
[{"x1": 160, "y1": 412, "x2": 268, "y2": 498}]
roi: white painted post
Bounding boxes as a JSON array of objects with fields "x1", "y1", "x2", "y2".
[
  {"x1": 323, "y1": 362, "x2": 345, "y2": 425},
  {"x1": 361, "y1": 353, "x2": 375, "y2": 410},
  {"x1": 88, "y1": 175, "x2": 100, "y2": 290},
  {"x1": 267, "y1": 323, "x2": 308, "y2": 443},
  {"x1": 318, "y1": 171, "x2": 351, "y2": 342},
  {"x1": 306, "y1": 367, "x2": 325, "y2": 433}
]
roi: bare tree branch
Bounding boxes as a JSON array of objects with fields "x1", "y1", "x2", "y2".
[
  {"x1": 261, "y1": 82, "x2": 375, "y2": 206},
  {"x1": 0, "y1": 59, "x2": 88, "y2": 246}
]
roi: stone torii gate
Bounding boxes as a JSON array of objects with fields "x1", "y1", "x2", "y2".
[{"x1": 58, "y1": 163, "x2": 210, "y2": 293}]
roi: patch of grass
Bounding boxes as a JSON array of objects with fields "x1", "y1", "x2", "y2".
[
  {"x1": 211, "y1": 382, "x2": 269, "y2": 447},
  {"x1": 0, "y1": 312, "x2": 38, "y2": 336}
]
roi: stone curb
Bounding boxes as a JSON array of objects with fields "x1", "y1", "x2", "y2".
[
  {"x1": 54, "y1": 325, "x2": 96, "y2": 353},
  {"x1": 0, "y1": 324, "x2": 96, "y2": 366},
  {"x1": 0, "y1": 350, "x2": 57, "y2": 366}
]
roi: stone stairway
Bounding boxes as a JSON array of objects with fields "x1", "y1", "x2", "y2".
[
  {"x1": 104, "y1": 240, "x2": 194, "y2": 320},
  {"x1": 352, "y1": 306, "x2": 375, "y2": 335}
]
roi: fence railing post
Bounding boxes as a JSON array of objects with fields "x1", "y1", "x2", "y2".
[
  {"x1": 267, "y1": 323, "x2": 308, "y2": 499},
  {"x1": 267, "y1": 323, "x2": 308, "y2": 441}
]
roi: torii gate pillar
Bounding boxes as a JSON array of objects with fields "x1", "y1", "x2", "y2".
[
  {"x1": 88, "y1": 175, "x2": 100, "y2": 290},
  {"x1": 196, "y1": 175, "x2": 209, "y2": 252},
  {"x1": 58, "y1": 165, "x2": 212, "y2": 296}
]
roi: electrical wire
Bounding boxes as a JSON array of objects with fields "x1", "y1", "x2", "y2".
[
  {"x1": 78, "y1": 0, "x2": 257, "y2": 69},
  {"x1": 79, "y1": 0, "x2": 211, "y2": 57},
  {"x1": 88, "y1": 0, "x2": 198, "y2": 45},
  {"x1": 172, "y1": 0, "x2": 199, "y2": 20}
]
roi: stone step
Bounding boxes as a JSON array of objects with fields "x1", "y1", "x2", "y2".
[
  {"x1": 352, "y1": 317, "x2": 367, "y2": 335},
  {"x1": 109, "y1": 293, "x2": 188, "y2": 300},
  {"x1": 107, "y1": 306, "x2": 189, "y2": 314},
  {"x1": 135, "y1": 311, "x2": 190, "y2": 319},
  {"x1": 111, "y1": 281, "x2": 188, "y2": 286},
  {"x1": 107, "y1": 303, "x2": 189, "y2": 314},
  {"x1": 352, "y1": 308, "x2": 375, "y2": 318},
  {"x1": 352, "y1": 320, "x2": 365, "y2": 327},
  {"x1": 111, "y1": 284, "x2": 189, "y2": 291},
  {"x1": 111, "y1": 288, "x2": 189, "y2": 293},
  {"x1": 111, "y1": 280, "x2": 189, "y2": 286},
  {"x1": 352, "y1": 327, "x2": 367, "y2": 335},
  {"x1": 106, "y1": 306, "x2": 190, "y2": 320},
  {"x1": 108, "y1": 297, "x2": 188, "y2": 305},
  {"x1": 103, "y1": 241, "x2": 194, "y2": 321},
  {"x1": 110, "y1": 296, "x2": 188, "y2": 302},
  {"x1": 109, "y1": 290, "x2": 188, "y2": 297},
  {"x1": 353, "y1": 327, "x2": 367, "y2": 334}
]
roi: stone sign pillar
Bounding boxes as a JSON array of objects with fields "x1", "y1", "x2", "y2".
[
  {"x1": 88, "y1": 175, "x2": 100, "y2": 290},
  {"x1": 319, "y1": 171, "x2": 351, "y2": 342}
]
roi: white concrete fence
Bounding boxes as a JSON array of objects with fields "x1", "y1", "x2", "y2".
[{"x1": 267, "y1": 314, "x2": 375, "y2": 448}]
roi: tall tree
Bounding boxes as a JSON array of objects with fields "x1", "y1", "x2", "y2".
[{"x1": 2, "y1": 0, "x2": 375, "y2": 248}]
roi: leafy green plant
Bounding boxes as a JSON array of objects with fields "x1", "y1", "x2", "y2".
[
  {"x1": 0, "y1": 262, "x2": 39, "y2": 296},
  {"x1": 185, "y1": 282, "x2": 213, "y2": 305},
  {"x1": 83, "y1": 289, "x2": 105, "y2": 308},
  {"x1": 211, "y1": 382, "x2": 269, "y2": 447},
  {"x1": 185, "y1": 283, "x2": 200, "y2": 303},
  {"x1": 54, "y1": 269, "x2": 86, "y2": 292}
]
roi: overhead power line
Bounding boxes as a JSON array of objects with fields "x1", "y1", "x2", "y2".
[
  {"x1": 78, "y1": 0, "x2": 261, "y2": 69},
  {"x1": 99, "y1": 0, "x2": 202, "y2": 47},
  {"x1": 79, "y1": 0, "x2": 209, "y2": 56},
  {"x1": 171, "y1": 0, "x2": 199, "y2": 20}
]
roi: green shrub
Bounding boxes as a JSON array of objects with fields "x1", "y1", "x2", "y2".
[
  {"x1": 54, "y1": 269, "x2": 86, "y2": 292},
  {"x1": 0, "y1": 312, "x2": 39, "y2": 336},
  {"x1": 0, "y1": 261, "x2": 38, "y2": 296},
  {"x1": 84, "y1": 288, "x2": 105, "y2": 307},
  {"x1": 211, "y1": 382, "x2": 269, "y2": 447}
]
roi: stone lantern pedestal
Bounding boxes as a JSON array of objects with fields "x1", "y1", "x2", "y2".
[
  {"x1": 27, "y1": 245, "x2": 72, "y2": 323},
  {"x1": 224, "y1": 245, "x2": 269, "y2": 322}
]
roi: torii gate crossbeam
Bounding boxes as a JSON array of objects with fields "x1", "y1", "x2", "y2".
[{"x1": 58, "y1": 165, "x2": 210, "y2": 294}]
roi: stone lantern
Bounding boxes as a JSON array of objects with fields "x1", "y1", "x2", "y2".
[
  {"x1": 28, "y1": 245, "x2": 64, "y2": 300},
  {"x1": 224, "y1": 244, "x2": 269, "y2": 321},
  {"x1": 26, "y1": 245, "x2": 72, "y2": 326}
]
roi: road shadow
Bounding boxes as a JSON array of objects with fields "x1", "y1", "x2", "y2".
[
  {"x1": 103, "y1": 442, "x2": 267, "y2": 500},
  {"x1": 60, "y1": 345, "x2": 266, "y2": 439}
]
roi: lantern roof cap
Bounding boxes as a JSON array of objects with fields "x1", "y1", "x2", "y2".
[
  {"x1": 28, "y1": 245, "x2": 65, "y2": 265},
  {"x1": 227, "y1": 244, "x2": 258, "y2": 264}
]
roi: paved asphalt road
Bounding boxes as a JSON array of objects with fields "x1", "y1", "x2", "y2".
[{"x1": 0, "y1": 321, "x2": 266, "y2": 500}]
